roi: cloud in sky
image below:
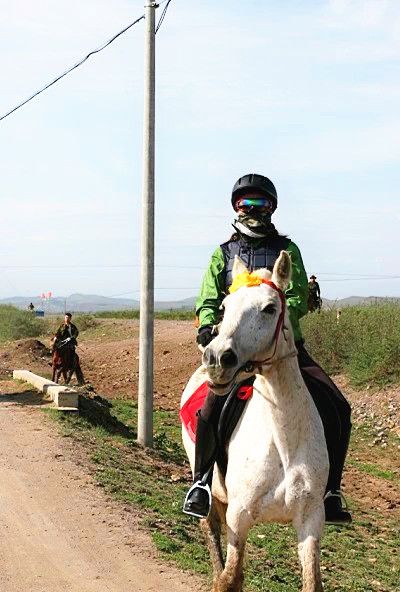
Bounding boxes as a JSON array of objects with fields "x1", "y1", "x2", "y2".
[{"x1": 0, "y1": 0, "x2": 399, "y2": 300}]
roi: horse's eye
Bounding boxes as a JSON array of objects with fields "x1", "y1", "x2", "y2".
[{"x1": 262, "y1": 304, "x2": 276, "y2": 315}]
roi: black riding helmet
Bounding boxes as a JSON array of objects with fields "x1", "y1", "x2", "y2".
[{"x1": 231, "y1": 173, "x2": 278, "y2": 212}]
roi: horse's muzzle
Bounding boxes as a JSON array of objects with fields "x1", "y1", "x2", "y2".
[
  {"x1": 203, "y1": 344, "x2": 241, "y2": 395},
  {"x1": 203, "y1": 346, "x2": 238, "y2": 370}
]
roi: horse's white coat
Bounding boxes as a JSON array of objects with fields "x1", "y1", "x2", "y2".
[{"x1": 181, "y1": 252, "x2": 329, "y2": 592}]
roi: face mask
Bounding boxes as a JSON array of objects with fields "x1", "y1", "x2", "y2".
[{"x1": 237, "y1": 210, "x2": 273, "y2": 232}]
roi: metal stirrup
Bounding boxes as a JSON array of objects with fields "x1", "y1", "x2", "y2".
[
  {"x1": 183, "y1": 481, "x2": 212, "y2": 519},
  {"x1": 324, "y1": 490, "x2": 349, "y2": 510}
]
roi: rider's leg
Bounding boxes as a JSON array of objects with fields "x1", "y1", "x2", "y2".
[
  {"x1": 296, "y1": 341, "x2": 352, "y2": 525},
  {"x1": 183, "y1": 391, "x2": 226, "y2": 518}
]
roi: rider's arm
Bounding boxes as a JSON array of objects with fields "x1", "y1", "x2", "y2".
[
  {"x1": 285, "y1": 241, "x2": 308, "y2": 342},
  {"x1": 71, "y1": 324, "x2": 79, "y2": 339},
  {"x1": 55, "y1": 325, "x2": 63, "y2": 340},
  {"x1": 316, "y1": 282, "x2": 321, "y2": 298},
  {"x1": 196, "y1": 247, "x2": 226, "y2": 329}
]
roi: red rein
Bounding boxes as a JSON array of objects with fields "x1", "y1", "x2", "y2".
[{"x1": 251, "y1": 279, "x2": 286, "y2": 368}]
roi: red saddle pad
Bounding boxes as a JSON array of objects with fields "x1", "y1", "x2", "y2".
[
  {"x1": 180, "y1": 381, "x2": 253, "y2": 443},
  {"x1": 180, "y1": 381, "x2": 209, "y2": 443}
]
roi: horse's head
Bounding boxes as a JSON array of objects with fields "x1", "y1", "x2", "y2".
[{"x1": 203, "y1": 250, "x2": 295, "y2": 394}]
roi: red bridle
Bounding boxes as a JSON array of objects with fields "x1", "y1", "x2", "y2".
[{"x1": 242, "y1": 278, "x2": 288, "y2": 373}]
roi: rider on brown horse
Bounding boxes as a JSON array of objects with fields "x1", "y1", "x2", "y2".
[{"x1": 52, "y1": 313, "x2": 84, "y2": 385}]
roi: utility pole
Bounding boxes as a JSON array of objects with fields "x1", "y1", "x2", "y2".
[{"x1": 137, "y1": 0, "x2": 156, "y2": 447}]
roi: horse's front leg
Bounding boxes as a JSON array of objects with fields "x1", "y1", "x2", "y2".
[
  {"x1": 201, "y1": 499, "x2": 226, "y2": 587},
  {"x1": 294, "y1": 504, "x2": 324, "y2": 592},
  {"x1": 55, "y1": 368, "x2": 62, "y2": 384},
  {"x1": 214, "y1": 502, "x2": 252, "y2": 592}
]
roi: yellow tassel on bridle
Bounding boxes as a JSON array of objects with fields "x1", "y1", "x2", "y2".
[{"x1": 229, "y1": 272, "x2": 266, "y2": 294}]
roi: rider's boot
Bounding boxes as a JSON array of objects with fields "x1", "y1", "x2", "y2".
[
  {"x1": 183, "y1": 395, "x2": 219, "y2": 518},
  {"x1": 324, "y1": 424, "x2": 352, "y2": 525},
  {"x1": 298, "y1": 348, "x2": 352, "y2": 527}
]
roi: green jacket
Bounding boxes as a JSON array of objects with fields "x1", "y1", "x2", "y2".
[{"x1": 196, "y1": 238, "x2": 308, "y2": 342}]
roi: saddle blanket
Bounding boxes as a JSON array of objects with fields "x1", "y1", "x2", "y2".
[{"x1": 180, "y1": 381, "x2": 253, "y2": 443}]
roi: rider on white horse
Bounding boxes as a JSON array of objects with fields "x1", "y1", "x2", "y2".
[{"x1": 183, "y1": 173, "x2": 352, "y2": 525}]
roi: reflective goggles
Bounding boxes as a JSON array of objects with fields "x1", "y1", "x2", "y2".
[{"x1": 234, "y1": 196, "x2": 274, "y2": 211}]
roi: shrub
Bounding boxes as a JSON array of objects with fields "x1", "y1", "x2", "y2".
[
  {"x1": 73, "y1": 314, "x2": 98, "y2": 331},
  {"x1": 0, "y1": 305, "x2": 47, "y2": 342},
  {"x1": 301, "y1": 304, "x2": 400, "y2": 387}
]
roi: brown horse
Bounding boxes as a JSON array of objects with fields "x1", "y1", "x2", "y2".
[
  {"x1": 308, "y1": 293, "x2": 322, "y2": 313},
  {"x1": 52, "y1": 339, "x2": 85, "y2": 385}
]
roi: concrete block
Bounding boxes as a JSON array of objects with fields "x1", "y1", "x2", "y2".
[
  {"x1": 48, "y1": 387, "x2": 79, "y2": 408},
  {"x1": 13, "y1": 370, "x2": 56, "y2": 392},
  {"x1": 12, "y1": 370, "x2": 79, "y2": 410}
]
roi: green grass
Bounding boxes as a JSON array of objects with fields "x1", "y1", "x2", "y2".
[
  {"x1": 301, "y1": 303, "x2": 400, "y2": 387},
  {"x1": 45, "y1": 399, "x2": 400, "y2": 592},
  {"x1": 347, "y1": 460, "x2": 397, "y2": 482},
  {"x1": 0, "y1": 304, "x2": 49, "y2": 342}
]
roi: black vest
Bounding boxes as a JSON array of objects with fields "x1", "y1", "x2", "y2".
[{"x1": 220, "y1": 235, "x2": 290, "y2": 290}]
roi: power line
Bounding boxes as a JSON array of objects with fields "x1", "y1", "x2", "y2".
[
  {"x1": 0, "y1": 264, "x2": 205, "y2": 270},
  {"x1": 0, "y1": 14, "x2": 145, "y2": 123},
  {"x1": 1, "y1": 0, "x2": 176, "y2": 123},
  {"x1": 156, "y1": 0, "x2": 174, "y2": 33},
  {"x1": 1, "y1": 263, "x2": 400, "y2": 280},
  {"x1": 321, "y1": 276, "x2": 400, "y2": 282},
  {"x1": 316, "y1": 271, "x2": 398, "y2": 278}
]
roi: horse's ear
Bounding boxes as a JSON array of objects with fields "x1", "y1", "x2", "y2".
[
  {"x1": 272, "y1": 251, "x2": 292, "y2": 290},
  {"x1": 232, "y1": 255, "x2": 249, "y2": 279}
]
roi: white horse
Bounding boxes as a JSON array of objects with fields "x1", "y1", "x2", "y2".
[{"x1": 181, "y1": 251, "x2": 329, "y2": 592}]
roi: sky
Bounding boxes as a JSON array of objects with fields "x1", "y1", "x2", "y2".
[{"x1": 1, "y1": 0, "x2": 399, "y2": 302}]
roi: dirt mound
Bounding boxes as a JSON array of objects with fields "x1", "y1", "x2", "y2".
[
  {"x1": 80, "y1": 320, "x2": 200, "y2": 409},
  {"x1": 0, "y1": 338, "x2": 52, "y2": 379},
  {"x1": 14, "y1": 339, "x2": 50, "y2": 357}
]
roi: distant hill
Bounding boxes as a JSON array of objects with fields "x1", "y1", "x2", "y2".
[
  {"x1": 0, "y1": 293, "x2": 196, "y2": 313},
  {"x1": 1, "y1": 294, "x2": 398, "y2": 314}
]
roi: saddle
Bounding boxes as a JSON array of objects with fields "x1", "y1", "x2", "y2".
[{"x1": 180, "y1": 378, "x2": 254, "y2": 477}]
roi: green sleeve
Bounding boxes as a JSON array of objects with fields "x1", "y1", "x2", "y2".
[
  {"x1": 195, "y1": 247, "x2": 226, "y2": 328},
  {"x1": 285, "y1": 241, "x2": 308, "y2": 341}
]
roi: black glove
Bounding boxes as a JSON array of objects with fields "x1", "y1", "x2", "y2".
[{"x1": 196, "y1": 325, "x2": 214, "y2": 348}]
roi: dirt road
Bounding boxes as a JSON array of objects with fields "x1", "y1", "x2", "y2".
[{"x1": 0, "y1": 392, "x2": 201, "y2": 592}]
